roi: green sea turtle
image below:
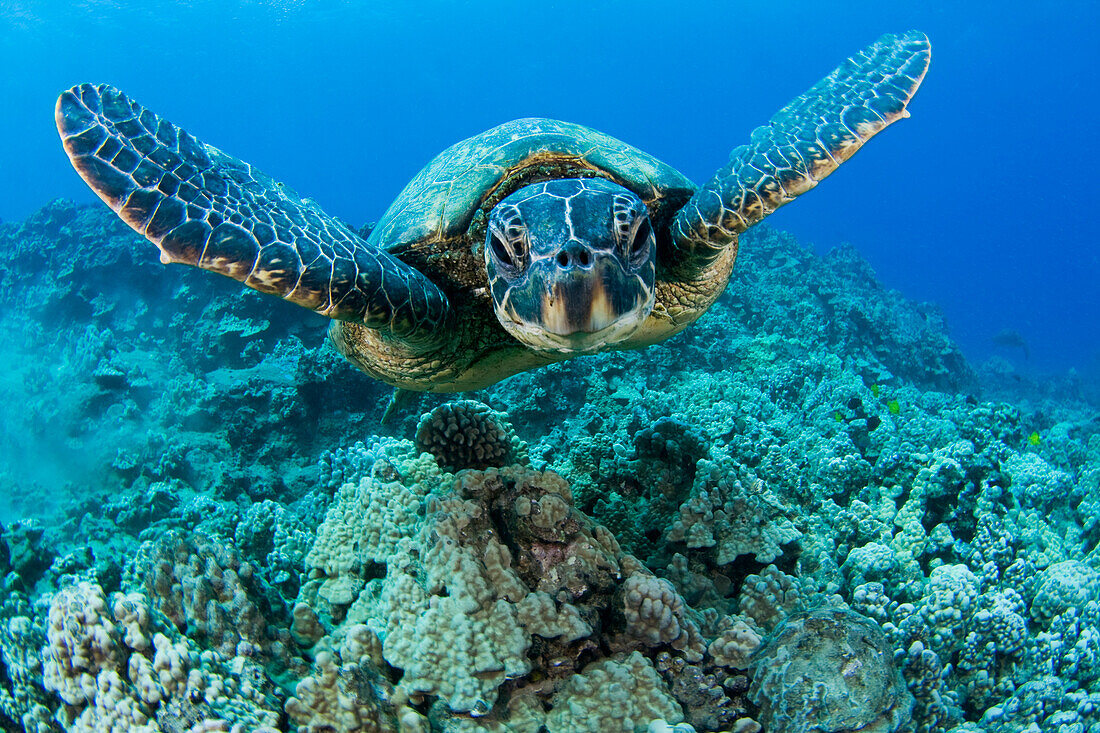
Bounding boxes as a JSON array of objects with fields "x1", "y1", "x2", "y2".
[{"x1": 56, "y1": 31, "x2": 930, "y2": 392}]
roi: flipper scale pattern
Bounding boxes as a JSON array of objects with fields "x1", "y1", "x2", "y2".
[
  {"x1": 56, "y1": 83, "x2": 451, "y2": 345},
  {"x1": 671, "y1": 31, "x2": 930, "y2": 259}
]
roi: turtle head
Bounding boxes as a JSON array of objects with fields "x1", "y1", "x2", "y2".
[{"x1": 484, "y1": 178, "x2": 656, "y2": 354}]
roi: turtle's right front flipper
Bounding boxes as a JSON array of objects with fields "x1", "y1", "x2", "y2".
[
  {"x1": 671, "y1": 31, "x2": 931, "y2": 263},
  {"x1": 56, "y1": 83, "x2": 452, "y2": 347}
]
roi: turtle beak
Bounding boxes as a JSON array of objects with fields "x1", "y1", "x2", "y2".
[
  {"x1": 491, "y1": 238, "x2": 656, "y2": 353},
  {"x1": 540, "y1": 274, "x2": 596, "y2": 335},
  {"x1": 535, "y1": 254, "x2": 636, "y2": 337}
]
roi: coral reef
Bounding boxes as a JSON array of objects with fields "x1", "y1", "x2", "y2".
[
  {"x1": 1, "y1": 202, "x2": 1098, "y2": 731},
  {"x1": 41, "y1": 580, "x2": 283, "y2": 731}
]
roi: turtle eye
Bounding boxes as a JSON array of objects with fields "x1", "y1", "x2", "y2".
[
  {"x1": 627, "y1": 218, "x2": 652, "y2": 261},
  {"x1": 489, "y1": 231, "x2": 525, "y2": 271}
]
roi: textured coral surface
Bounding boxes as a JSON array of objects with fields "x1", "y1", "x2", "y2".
[{"x1": 1, "y1": 202, "x2": 1098, "y2": 732}]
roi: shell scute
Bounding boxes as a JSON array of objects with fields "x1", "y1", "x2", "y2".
[{"x1": 369, "y1": 118, "x2": 694, "y2": 256}]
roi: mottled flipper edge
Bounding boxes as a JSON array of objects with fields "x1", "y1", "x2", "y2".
[
  {"x1": 671, "y1": 30, "x2": 931, "y2": 259},
  {"x1": 56, "y1": 83, "x2": 453, "y2": 347}
]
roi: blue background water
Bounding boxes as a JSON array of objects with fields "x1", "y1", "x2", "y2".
[{"x1": 1, "y1": 0, "x2": 1096, "y2": 375}]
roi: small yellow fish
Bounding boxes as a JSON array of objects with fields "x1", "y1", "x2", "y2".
[
  {"x1": 888, "y1": 399, "x2": 901, "y2": 415},
  {"x1": 1028, "y1": 431, "x2": 1041, "y2": 446}
]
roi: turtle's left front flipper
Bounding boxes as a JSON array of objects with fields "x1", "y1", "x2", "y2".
[{"x1": 671, "y1": 31, "x2": 930, "y2": 262}]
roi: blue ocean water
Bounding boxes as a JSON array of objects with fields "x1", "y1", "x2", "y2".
[
  {"x1": 2, "y1": 2, "x2": 1100, "y2": 732},
  {"x1": 1, "y1": 0, "x2": 1097, "y2": 374}
]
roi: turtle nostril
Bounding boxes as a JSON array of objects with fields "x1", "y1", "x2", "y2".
[{"x1": 556, "y1": 247, "x2": 593, "y2": 269}]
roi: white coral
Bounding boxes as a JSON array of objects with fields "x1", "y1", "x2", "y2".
[
  {"x1": 516, "y1": 591, "x2": 591, "y2": 643},
  {"x1": 43, "y1": 581, "x2": 119, "y2": 706},
  {"x1": 285, "y1": 650, "x2": 389, "y2": 732},
  {"x1": 708, "y1": 617, "x2": 762, "y2": 670}
]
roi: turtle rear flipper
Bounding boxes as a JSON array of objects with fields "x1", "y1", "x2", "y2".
[
  {"x1": 56, "y1": 84, "x2": 452, "y2": 347},
  {"x1": 672, "y1": 30, "x2": 931, "y2": 261}
]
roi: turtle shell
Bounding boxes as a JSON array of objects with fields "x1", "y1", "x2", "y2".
[{"x1": 368, "y1": 118, "x2": 696, "y2": 292}]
